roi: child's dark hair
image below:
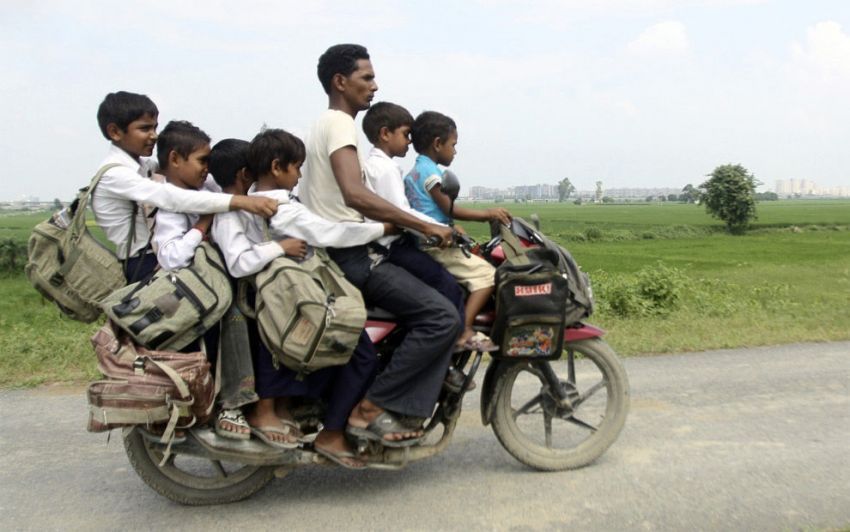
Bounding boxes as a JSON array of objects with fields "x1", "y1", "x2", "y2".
[
  {"x1": 411, "y1": 111, "x2": 457, "y2": 154},
  {"x1": 209, "y1": 139, "x2": 250, "y2": 188},
  {"x1": 247, "y1": 129, "x2": 306, "y2": 176},
  {"x1": 156, "y1": 120, "x2": 211, "y2": 169},
  {"x1": 362, "y1": 102, "x2": 414, "y2": 144},
  {"x1": 317, "y1": 44, "x2": 370, "y2": 94},
  {"x1": 96, "y1": 91, "x2": 158, "y2": 140}
]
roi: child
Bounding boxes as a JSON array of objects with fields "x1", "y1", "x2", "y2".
[
  {"x1": 405, "y1": 110, "x2": 512, "y2": 350},
  {"x1": 227, "y1": 128, "x2": 391, "y2": 468},
  {"x1": 92, "y1": 91, "x2": 277, "y2": 283},
  {"x1": 152, "y1": 120, "x2": 219, "y2": 271},
  {"x1": 207, "y1": 138, "x2": 307, "y2": 440},
  {"x1": 361, "y1": 102, "x2": 473, "y2": 390}
]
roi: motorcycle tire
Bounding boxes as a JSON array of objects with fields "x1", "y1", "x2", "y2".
[
  {"x1": 490, "y1": 338, "x2": 629, "y2": 471},
  {"x1": 123, "y1": 428, "x2": 276, "y2": 505}
]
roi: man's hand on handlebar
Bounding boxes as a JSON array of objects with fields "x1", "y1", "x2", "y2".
[{"x1": 423, "y1": 223, "x2": 453, "y2": 248}]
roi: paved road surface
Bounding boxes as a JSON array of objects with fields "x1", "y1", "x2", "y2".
[{"x1": 1, "y1": 341, "x2": 848, "y2": 531}]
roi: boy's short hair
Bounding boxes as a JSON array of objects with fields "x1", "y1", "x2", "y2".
[
  {"x1": 156, "y1": 120, "x2": 211, "y2": 169},
  {"x1": 411, "y1": 111, "x2": 457, "y2": 154},
  {"x1": 96, "y1": 91, "x2": 158, "y2": 140},
  {"x1": 209, "y1": 139, "x2": 250, "y2": 188},
  {"x1": 317, "y1": 44, "x2": 370, "y2": 95},
  {"x1": 362, "y1": 102, "x2": 414, "y2": 144},
  {"x1": 247, "y1": 128, "x2": 306, "y2": 176}
]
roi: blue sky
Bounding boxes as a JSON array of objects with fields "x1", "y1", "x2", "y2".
[{"x1": 1, "y1": 0, "x2": 848, "y2": 200}]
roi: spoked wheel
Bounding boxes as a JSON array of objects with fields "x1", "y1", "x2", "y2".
[
  {"x1": 123, "y1": 428, "x2": 276, "y2": 505},
  {"x1": 490, "y1": 338, "x2": 629, "y2": 471}
]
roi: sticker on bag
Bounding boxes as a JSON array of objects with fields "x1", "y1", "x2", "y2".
[{"x1": 514, "y1": 283, "x2": 552, "y2": 297}]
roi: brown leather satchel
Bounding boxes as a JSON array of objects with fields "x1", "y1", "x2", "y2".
[{"x1": 86, "y1": 321, "x2": 214, "y2": 445}]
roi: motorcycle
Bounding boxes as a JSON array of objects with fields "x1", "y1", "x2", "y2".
[{"x1": 120, "y1": 177, "x2": 630, "y2": 505}]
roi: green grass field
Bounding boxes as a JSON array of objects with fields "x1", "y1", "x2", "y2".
[{"x1": 1, "y1": 200, "x2": 849, "y2": 387}]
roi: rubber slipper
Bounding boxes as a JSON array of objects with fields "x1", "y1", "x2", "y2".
[
  {"x1": 278, "y1": 418, "x2": 318, "y2": 443},
  {"x1": 216, "y1": 409, "x2": 251, "y2": 441},
  {"x1": 346, "y1": 411, "x2": 423, "y2": 448},
  {"x1": 314, "y1": 446, "x2": 367, "y2": 470},
  {"x1": 461, "y1": 332, "x2": 498, "y2": 353},
  {"x1": 250, "y1": 425, "x2": 300, "y2": 450},
  {"x1": 444, "y1": 366, "x2": 477, "y2": 393}
]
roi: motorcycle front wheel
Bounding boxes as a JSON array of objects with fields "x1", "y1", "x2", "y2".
[
  {"x1": 123, "y1": 428, "x2": 276, "y2": 505},
  {"x1": 490, "y1": 338, "x2": 630, "y2": 471}
]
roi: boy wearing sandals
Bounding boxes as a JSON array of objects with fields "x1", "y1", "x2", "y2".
[
  {"x1": 405, "y1": 110, "x2": 512, "y2": 351},
  {"x1": 222, "y1": 128, "x2": 391, "y2": 467}
]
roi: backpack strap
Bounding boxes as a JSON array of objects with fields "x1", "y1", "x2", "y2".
[{"x1": 498, "y1": 223, "x2": 531, "y2": 266}]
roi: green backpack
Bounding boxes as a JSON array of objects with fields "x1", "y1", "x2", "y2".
[
  {"x1": 101, "y1": 243, "x2": 232, "y2": 351},
  {"x1": 25, "y1": 164, "x2": 128, "y2": 323},
  {"x1": 240, "y1": 250, "x2": 367, "y2": 378}
]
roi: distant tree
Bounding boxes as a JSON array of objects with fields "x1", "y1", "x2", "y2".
[
  {"x1": 558, "y1": 178, "x2": 576, "y2": 202},
  {"x1": 602, "y1": 196, "x2": 615, "y2": 204},
  {"x1": 574, "y1": 197, "x2": 583, "y2": 205},
  {"x1": 646, "y1": 196, "x2": 654, "y2": 202},
  {"x1": 52, "y1": 198, "x2": 62, "y2": 210},
  {"x1": 755, "y1": 191, "x2": 779, "y2": 201},
  {"x1": 667, "y1": 194, "x2": 678, "y2": 202},
  {"x1": 595, "y1": 181, "x2": 603, "y2": 203},
  {"x1": 699, "y1": 164, "x2": 760, "y2": 234},
  {"x1": 681, "y1": 184, "x2": 700, "y2": 204}
]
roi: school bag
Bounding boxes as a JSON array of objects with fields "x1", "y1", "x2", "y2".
[
  {"x1": 240, "y1": 249, "x2": 367, "y2": 378},
  {"x1": 100, "y1": 242, "x2": 232, "y2": 351},
  {"x1": 25, "y1": 164, "x2": 129, "y2": 323},
  {"x1": 87, "y1": 321, "x2": 214, "y2": 461},
  {"x1": 491, "y1": 219, "x2": 594, "y2": 358}
]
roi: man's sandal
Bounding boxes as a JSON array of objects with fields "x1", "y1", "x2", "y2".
[
  {"x1": 250, "y1": 425, "x2": 300, "y2": 450},
  {"x1": 346, "y1": 411, "x2": 423, "y2": 448},
  {"x1": 215, "y1": 409, "x2": 251, "y2": 441}
]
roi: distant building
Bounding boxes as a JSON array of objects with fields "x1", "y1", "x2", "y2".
[{"x1": 774, "y1": 178, "x2": 850, "y2": 197}]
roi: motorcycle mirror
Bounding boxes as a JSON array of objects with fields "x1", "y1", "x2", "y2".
[
  {"x1": 441, "y1": 170, "x2": 461, "y2": 202},
  {"x1": 441, "y1": 170, "x2": 461, "y2": 221}
]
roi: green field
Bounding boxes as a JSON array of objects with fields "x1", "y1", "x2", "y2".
[{"x1": 1, "y1": 200, "x2": 849, "y2": 387}]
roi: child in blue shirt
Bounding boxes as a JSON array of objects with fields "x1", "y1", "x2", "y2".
[{"x1": 405, "y1": 111, "x2": 512, "y2": 349}]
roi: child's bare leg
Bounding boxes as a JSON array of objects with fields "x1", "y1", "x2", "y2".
[{"x1": 458, "y1": 286, "x2": 494, "y2": 346}]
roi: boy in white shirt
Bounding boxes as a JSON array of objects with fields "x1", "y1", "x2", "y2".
[
  {"x1": 208, "y1": 138, "x2": 306, "y2": 440},
  {"x1": 233, "y1": 128, "x2": 391, "y2": 467},
  {"x1": 92, "y1": 91, "x2": 277, "y2": 282},
  {"x1": 361, "y1": 102, "x2": 473, "y2": 390},
  {"x1": 152, "y1": 120, "x2": 219, "y2": 271}
]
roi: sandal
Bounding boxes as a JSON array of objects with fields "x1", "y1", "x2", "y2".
[
  {"x1": 458, "y1": 332, "x2": 497, "y2": 353},
  {"x1": 346, "y1": 411, "x2": 423, "y2": 448},
  {"x1": 314, "y1": 445, "x2": 367, "y2": 470},
  {"x1": 279, "y1": 418, "x2": 318, "y2": 443},
  {"x1": 215, "y1": 409, "x2": 251, "y2": 441},
  {"x1": 250, "y1": 425, "x2": 300, "y2": 450}
]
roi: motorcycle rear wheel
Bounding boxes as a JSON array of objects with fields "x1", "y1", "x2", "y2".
[
  {"x1": 123, "y1": 428, "x2": 276, "y2": 505},
  {"x1": 490, "y1": 338, "x2": 629, "y2": 471}
]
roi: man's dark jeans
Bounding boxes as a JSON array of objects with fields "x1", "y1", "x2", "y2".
[{"x1": 329, "y1": 245, "x2": 462, "y2": 418}]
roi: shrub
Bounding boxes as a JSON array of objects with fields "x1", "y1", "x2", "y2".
[
  {"x1": 584, "y1": 227, "x2": 603, "y2": 241},
  {"x1": 0, "y1": 238, "x2": 27, "y2": 275}
]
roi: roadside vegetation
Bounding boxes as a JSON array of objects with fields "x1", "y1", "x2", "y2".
[{"x1": 1, "y1": 200, "x2": 849, "y2": 387}]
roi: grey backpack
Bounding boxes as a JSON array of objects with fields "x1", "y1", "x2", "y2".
[
  {"x1": 240, "y1": 250, "x2": 366, "y2": 378},
  {"x1": 101, "y1": 243, "x2": 232, "y2": 351},
  {"x1": 26, "y1": 164, "x2": 128, "y2": 322}
]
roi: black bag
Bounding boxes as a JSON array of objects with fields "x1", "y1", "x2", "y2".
[{"x1": 492, "y1": 247, "x2": 569, "y2": 359}]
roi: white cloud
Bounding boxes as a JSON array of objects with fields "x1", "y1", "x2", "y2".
[
  {"x1": 626, "y1": 20, "x2": 690, "y2": 59},
  {"x1": 789, "y1": 21, "x2": 850, "y2": 82}
]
